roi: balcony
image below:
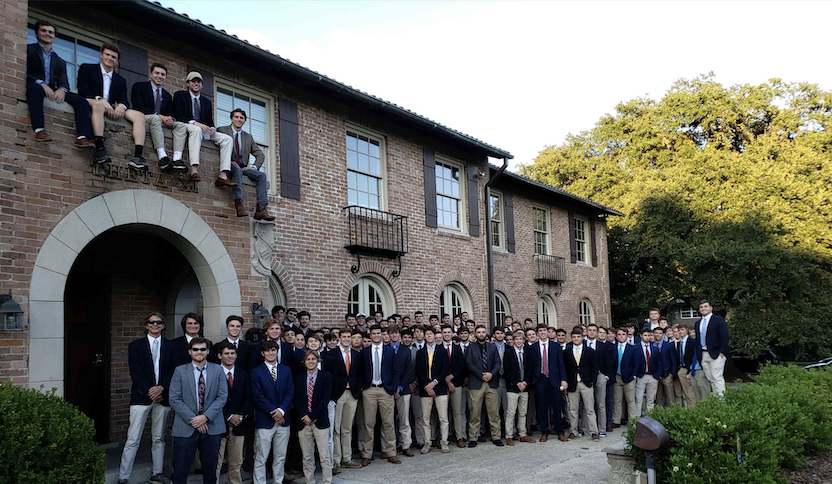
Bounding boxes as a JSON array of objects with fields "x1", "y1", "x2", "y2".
[
  {"x1": 535, "y1": 254, "x2": 565, "y2": 284},
  {"x1": 344, "y1": 206, "x2": 409, "y2": 276}
]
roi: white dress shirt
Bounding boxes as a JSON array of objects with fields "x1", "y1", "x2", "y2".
[
  {"x1": 147, "y1": 334, "x2": 161, "y2": 385},
  {"x1": 699, "y1": 313, "x2": 712, "y2": 349},
  {"x1": 100, "y1": 64, "x2": 113, "y2": 102}
]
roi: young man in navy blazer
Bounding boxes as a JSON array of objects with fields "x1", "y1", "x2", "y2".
[
  {"x1": 295, "y1": 351, "x2": 333, "y2": 484},
  {"x1": 675, "y1": 324, "x2": 699, "y2": 406},
  {"x1": 26, "y1": 20, "x2": 93, "y2": 147},
  {"x1": 503, "y1": 330, "x2": 534, "y2": 445},
  {"x1": 209, "y1": 315, "x2": 251, "y2": 367},
  {"x1": 415, "y1": 326, "x2": 450, "y2": 453},
  {"x1": 357, "y1": 324, "x2": 401, "y2": 465},
  {"x1": 694, "y1": 300, "x2": 729, "y2": 396},
  {"x1": 612, "y1": 328, "x2": 639, "y2": 427},
  {"x1": 564, "y1": 328, "x2": 599, "y2": 440},
  {"x1": 388, "y1": 325, "x2": 414, "y2": 457},
  {"x1": 130, "y1": 62, "x2": 188, "y2": 171},
  {"x1": 78, "y1": 42, "x2": 147, "y2": 167},
  {"x1": 654, "y1": 326, "x2": 678, "y2": 407},
  {"x1": 249, "y1": 340, "x2": 294, "y2": 484},
  {"x1": 330, "y1": 328, "x2": 362, "y2": 471},
  {"x1": 633, "y1": 328, "x2": 663, "y2": 418},
  {"x1": 117, "y1": 313, "x2": 176, "y2": 484},
  {"x1": 440, "y1": 325, "x2": 468, "y2": 448},
  {"x1": 464, "y1": 324, "x2": 504, "y2": 447},
  {"x1": 171, "y1": 313, "x2": 202, "y2": 366},
  {"x1": 584, "y1": 323, "x2": 612, "y2": 436},
  {"x1": 213, "y1": 341, "x2": 250, "y2": 484},
  {"x1": 527, "y1": 324, "x2": 568, "y2": 442}
]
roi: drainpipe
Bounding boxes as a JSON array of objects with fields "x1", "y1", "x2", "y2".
[{"x1": 485, "y1": 158, "x2": 509, "y2": 328}]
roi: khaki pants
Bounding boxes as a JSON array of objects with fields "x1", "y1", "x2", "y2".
[
  {"x1": 299, "y1": 424, "x2": 332, "y2": 484},
  {"x1": 143, "y1": 114, "x2": 187, "y2": 153},
  {"x1": 569, "y1": 381, "x2": 598, "y2": 435},
  {"x1": 361, "y1": 387, "x2": 396, "y2": 459},
  {"x1": 254, "y1": 425, "x2": 289, "y2": 484},
  {"x1": 395, "y1": 393, "x2": 412, "y2": 450},
  {"x1": 702, "y1": 352, "x2": 727, "y2": 396},
  {"x1": 410, "y1": 388, "x2": 425, "y2": 446},
  {"x1": 333, "y1": 390, "x2": 358, "y2": 465},
  {"x1": 505, "y1": 391, "x2": 529, "y2": 438},
  {"x1": 634, "y1": 375, "x2": 659, "y2": 417},
  {"x1": 449, "y1": 385, "x2": 466, "y2": 441},
  {"x1": 676, "y1": 368, "x2": 697, "y2": 407},
  {"x1": 660, "y1": 374, "x2": 676, "y2": 407},
  {"x1": 594, "y1": 373, "x2": 609, "y2": 432},
  {"x1": 216, "y1": 433, "x2": 245, "y2": 484},
  {"x1": 468, "y1": 384, "x2": 501, "y2": 441},
  {"x1": 692, "y1": 370, "x2": 711, "y2": 402},
  {"x1": 118, "y1": 403, "x2": 170, "y2": 480},
  {"x1": 612, "y1": 375, "x2": 635, "y2": 425},
  {"x1": 421, "y1": 394, "x2": 449, "y2": 445},
  {"x1": 172, "y1": 121, "x2": 203, "y2": 165}
]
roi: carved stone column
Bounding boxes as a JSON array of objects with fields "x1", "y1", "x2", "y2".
[
  {"x1": 604, "y1": 440, "x2": 643, "y2": 484},
  {"x1": 251, "y1": 218, "x2": 275, "y2": 277}
]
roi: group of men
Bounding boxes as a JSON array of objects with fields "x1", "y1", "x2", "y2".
[
  {"x1": 26, "y1": 20, "x2": 273, "y2": 220},
  {"x1": 118, "y1": 300, "x2": 729, "y2": 484}
]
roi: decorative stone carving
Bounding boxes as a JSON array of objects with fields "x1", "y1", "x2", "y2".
[
  {"x1": 251, "y1": 218, "x2": 275, "y2": 277},
  {"x1": 604, "y1": 440, "x2": 641, "y2": 484}
]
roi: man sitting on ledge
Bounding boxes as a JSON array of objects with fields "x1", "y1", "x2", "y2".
[{"x1": 131, "y1": 62, "x2": 188, "y2": 172}]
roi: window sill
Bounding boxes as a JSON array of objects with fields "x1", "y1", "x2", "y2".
[{"x1": 436, "y1": 228, "x2": 469, "y2": 240}]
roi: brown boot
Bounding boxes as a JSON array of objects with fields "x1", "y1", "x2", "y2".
[
  {"x1": 234, "y1": 199, "x2": 246, "y2": 217},
  {"x1": 253, "y1": 204, "x2": 275, "y2": 221}
]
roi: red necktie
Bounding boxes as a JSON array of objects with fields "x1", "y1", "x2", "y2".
[
  {"x1": 307, "y1": 376, "x2": 314, "y2": 412},
  {"x1": 645, "y1": 345, "x2": 651, "y2": 373},
  {"x1": 447, "y1": 344, "x2": 451, "y2": 359},
  {"x1": 542, "y1": 343, "x2": 549, "y2": 376},
  {"x1": 227, "y1": 370, "x2": 233, "y2": 389}
]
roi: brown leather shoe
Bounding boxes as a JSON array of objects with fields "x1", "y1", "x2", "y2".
[
  {"x1": 506, "y1": 438, "x2": 514, "y2": 446},
  {"x1": 234, "y1": 200, "x2": 246, "y2": 217},
  {"x1": 332, "y1": 466, "x2": 341, "y2": 475},
  {"x1": 215, "y1": 176, "x2": 236, "y2": 187},
  {"x1": 606, "y1": 425, "x2": 614, "y2": 432},
  {"x1": 558, "y1": 434, "x2": 568, "y2": 442},
  {"x1": 520, "y1": 436, "x2": 536, "y2": 443},
  {"x1": 402, "y1": 447, "x2": 414, "y2": 457},
  {"x1": 568, "y1": 433, "x2": 576, "y2": 440},
  {"x1": 592, "y1": 434, "x2": 600, "y2": 441},
  {"x1": 35, "y1": 131, "x2": 51, "y2": 142},
  {"x1": 360, "y1": 458, "x2": 372, "y2": 467},
  {"x1": 74, "y1": 137, "x2": 94, "y2": 148},
  {"x1": 457, "y1": 439, "x2": 466, "y2": 448},
  {"x1": 477, "y1": 435, "x2": 486, "y2": 442},
  {"x1": 254, "y1": 210, "x2": 275, "y2": 221},
  {"x1": 612, "y1": 424, "x2": 621, "y2": 429},
  {"x1": 387, "y1": 456, "x2": 401, "y2": 464},
  {"x1": 539, "y1": 434, "x2": 548, "y2": 442},
  {"x1": 342, "y1": 461, "x2": 362, "y2": 469}
]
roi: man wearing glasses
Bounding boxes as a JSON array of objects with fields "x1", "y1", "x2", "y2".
[{"x1": 118, "y1": 313, "x2": 176, "y2": 484}]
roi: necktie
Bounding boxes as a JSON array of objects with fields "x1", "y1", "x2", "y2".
[
  {"x1": 151, "y1": 339, "x2": 159, "y2": 385},
  {"x1": 481, "y1": 344, "x2": 487, "y2": 371},
  {"x1": 276, "y1": 343, "x2": 281, "y2": 365},
  {"x1": 447, "y1": 344, "x2": 451, "y2": 359},
  {"x1": 227, "y1": 370, "x2": 234, "y2": 389},
  {"x1": 270, "y1": 365, "x2": 277, "y2": 382},
  {"x1": 154, "y1": 87, "x2": 161, "y2": 114},
  {"x1": 307, "y1": 375, "x2": 314, "y2": 412},
  {"x1": 197, "y1": 367, "x2": 205, "y2": 414},
  {"x1": 344, "y1": 348, "x2": 350, "y2": 375},
  {"x1": 428, "y1": 346, "x2": 434, "y2": 380},
  {"x1": 498, "y1": 344, "x2": 504, "y2": 376},
  {"x1": 542, "y1": 343, "x2": 549, "y2": 376},
  {"x1": 373, "y1": 346, "x2": 381, "y2": 383},
  {"x1": 193, "y1": 97, "x2": 201, "y2": 122},
  {"x1": 234, "y1": 133, "x2": 241, "y2": 165},
  {"x1": 519, "y1": 350, "x2": 524, "y2": 381},
  {"x1": 645, "y1": 345, "x2": 651, "y2": 374},
  {"x1": 700, "y1": 318, "x2": 706, "y2": 347},
  {"x1": 678, "y1": 341, "x2": 684, "y2": 365},
  {"x1": 575, "y1": 346, "x2": 582, "y2": 382},
  {"x1": 618, "y1": 344, "x2": 624, "y2": 375}
]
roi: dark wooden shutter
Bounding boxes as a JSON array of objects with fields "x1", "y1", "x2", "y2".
[
  {"x1": 423, "y1": 150, "x2": 437, "y2": 228},
  {"x1": 590, "y1": 218, "x2": 598, "y2": 267},
  {"x1": 466, "y1": 165, "x2": 479, "y2": 237},
  {"x1": 117, "y1": 41, "x2": 147, "y2": 104},
  {"x1": 505, "y1": 193, "x2": 516, "y2": 253},
  {"x1": 568, "y1": 211, "x2": 577, "y2": 263},
  {"x1": 187, "y1": 65, "x2": 213, "y2": 104},
  {"x1": 278, "y1": 98, "x2": 300, "y2": 200}
]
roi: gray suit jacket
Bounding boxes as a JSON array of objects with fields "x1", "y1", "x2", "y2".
[
  {"x1": 464, "y1": 342, "x2": 501, "y2": 390},
  {"x1": 217, "y1": 125, "x2": 265, "y2": 169},
  {"x1": 169, "y1": 362, "x2": 228, "y2": 437}
]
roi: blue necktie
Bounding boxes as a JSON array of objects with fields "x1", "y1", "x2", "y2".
[
  {"x1": 193, "y1": 97, "x2": 201, "y2": 123},
  {"x1": 519, "y1": 350, "x2": 524, "y2": 381},
  {"x1": 617, "y1": 344, "x2": 624, "y2": 375}
]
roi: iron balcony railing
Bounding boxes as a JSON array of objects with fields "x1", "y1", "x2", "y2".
[
  {"x1": 535, "y1": 254, "x2": 566, "y2": 284},
  {"x1": 344, "y1": 206, "x2": 409, "y2": 256}
]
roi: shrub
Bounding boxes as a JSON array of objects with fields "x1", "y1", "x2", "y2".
[
  {"x1": 0, "y1": 383, "x2": 105, "y2": 484},
  {"x1": 624, "y1": 365, "x2": 832, "y2": 484}
]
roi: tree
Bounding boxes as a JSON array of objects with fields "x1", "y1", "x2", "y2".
[{"x1": 520, "y1": 74, "x2": 832, "y2": 360}]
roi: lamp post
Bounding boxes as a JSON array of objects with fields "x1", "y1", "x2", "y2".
[
  {"x1": 0, "y1": 293, "x2": 23, "y2": 331},
  {"x1": 633, "y1": 417, "x2": 670, "y2": 484}
]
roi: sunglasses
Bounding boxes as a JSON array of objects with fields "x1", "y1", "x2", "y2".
[
  {"x1": 147, "y1": 320, "x2": 165, "y2": 325},
  {"x1": 191, "y1": 347, "x2": 209, "y2": 352}
]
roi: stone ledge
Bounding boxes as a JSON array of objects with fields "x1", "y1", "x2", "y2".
[{"x1": 604, "y1": 439, "x2": 643, "y2": 484}]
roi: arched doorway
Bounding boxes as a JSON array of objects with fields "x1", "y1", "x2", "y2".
[{"x1": 28, "y1": 190, "x2": 241, "y2": 442}]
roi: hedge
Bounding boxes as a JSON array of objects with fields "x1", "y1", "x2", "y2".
[
  {"x1": 625, "y1": 365, "x2": 832, "y2": 484},
  {"x1": 0, "y1": 383, "x2": 105, "y2": 484}
]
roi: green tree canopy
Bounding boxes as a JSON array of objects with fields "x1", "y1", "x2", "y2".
[{"x1": 520, "y1": 74, "x2": 832, "y2": 359}]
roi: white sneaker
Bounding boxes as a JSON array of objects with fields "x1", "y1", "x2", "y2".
[
  {"x1": 441, "y1": 442, "x2": 450, "y2": 453},
  {"x1": 421, "y1": 443, "x2": 431, "y2": 454}
]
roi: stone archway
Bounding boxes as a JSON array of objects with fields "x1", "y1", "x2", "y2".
[{"x1": 27, "y1": 189, "x2": 241, "y2": 396}]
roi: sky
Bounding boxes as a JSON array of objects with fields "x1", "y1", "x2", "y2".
[{"x1": 161, "y1": 0, "x2": 832, "y2": 170}]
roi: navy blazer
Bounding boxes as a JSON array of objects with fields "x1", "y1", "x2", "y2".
[
  {"x1": 503, "y1": 346, "x2": 529, "y2": 393},
  {"x1": 390, "y1": 342, "x2": 412, "y2": 395},
  {"x1": 415, "y1": 344, "x2": 449, "y2": 397},
  {"x1": 27, "y1": 43, "x2": 69, "y2": 91},
  {"x1": 171, "y1": 336, "x2": 192, "y2": 366},
  {"x1": 77, "y1": 63, "x2": 129, "y2": 107},
  {"x1": 694, "y1": 314, "x2": 730, "y2": 360},
  {"x1": 128, "y1": 336, "x2": 176, "y2": 406},
  {"x1": 326, "y1": 346, "x2": 361, "y2": 400},
  {"x1": 172, "y1": 90, "x2": 214, "y2": 127},
  {"x1": 357, "y1": 343, "x2": 400, "y2": 395},
  {"x1": 209, "y1": 339, "x2": 251, "y2": 367},
  {"x1": 656, "y1": 341, "x2": 678, "y2": 378},
  {"x1": 675, "y1": 337, "x2": 696, "y2": 370},
  {"x1": 634, "y1": 342, "x2": 663, "y2": 380},
  {"x1": 294, "y1": 370, "x2": 332, "y2": 429},
  {"x1": 250, "y1": 363, "x2": 294, "y2": 429},
  {"x1": 131, "y1": 81, "x2": 173, "y2": 116},
  {"x1": 443, "y1": 343, "x2": 466, "y2": 387},
  {"x1": 248, "y1": 341, "x2": 294, "y2": 373},
  {"x1": 564, "y1": 343, "x2": 598, "y2": 392},
  {"x1": 612, "y1": 342, "x2": 640, "y2": 383},
  {"x1": 527, "y1": 340, "x2": 566, "y2": 388},
  {"x1": 221, "y1": 366, "x2": 251, "y2": 436},
  {"x1": 464, "y1": 342, "x2": 501, "y2": 390},
  {"x1": 589, "y1": 340, "x2": 615, "y2": 377}
]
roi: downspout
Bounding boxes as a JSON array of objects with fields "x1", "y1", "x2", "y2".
[{"x1": 485, "y1": 158, "x2": 509, "y2": 328}]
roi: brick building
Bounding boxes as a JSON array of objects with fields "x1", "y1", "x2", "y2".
[{"x1": 0, "y1": 0, "x2": 620, "y2": 443}]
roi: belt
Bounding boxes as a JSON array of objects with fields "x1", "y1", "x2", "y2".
[{"x1": 370, "y1": 384, "x2": 384, "y2": 388}]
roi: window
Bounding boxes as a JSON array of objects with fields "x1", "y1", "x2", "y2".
[
  {"x1": 346, "y1": 128, "x2": 385, "y2": 210},
  {"x1": 267, "y1": 272, "x2": 286, "y2": 310},
  {"x1": 494, "y1": 292, "x2": 510, "y2": 325},
  {"x1": 490, "y1": 192, "x2": 504, "y2": 249},
  {"x1": 579, "y1": 299, "x2": 594, "y2": 326},
  {"x1": 679, "y1": 306, "x2": 698, "y2": 319},
  {"x1": 574, "y1": 217, "x2": 588, "y2": 264},
  {"x1": 347, "y1": 275, "x2": 396, "y2": 317},
  {"x1": 533, "y1": 206, "x2": 550, "y2": 255},
  {"x1": 215, "y1": 84, "x2": 275, "y2": 192},
  {"x1": 435, "y1": 158, "x2": 464, "y2": 231},
  {"x1": 537, "y1": 296, "x2": 557, "y2": 327},
  {"x1": 440, "y1": 283, "x2": 472, "y2": 319},
  {"x1": 27, "y1": 19, "x2": 105, "y2": 93}
]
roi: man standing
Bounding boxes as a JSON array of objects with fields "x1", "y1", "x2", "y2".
[
  {"x1": 130, "y1": 62, "x2": 186, "y2": 170},
  {"x1": 210, "y1": 315, "x2": 251, "y2": 366},
  {"x1": 464, "y1": 324, "x2": 503, "y2": 447},
  {"x1": 584, "y1": 324, "x2": 611, "y2": 436},
  {"x1": 633, "y1": 328, "x2": 662, "y2": 418},
  {"x1": 654, "y1": 327, "x2": 677, "y2": 407},
  {"x1": 612, "y1": 328, "x2": 638, "y2": 427},
  {"x1": 172, "y1": 313, "x2": 202, "y2": 365},
  {"x1": 214, "y1": 341, "x2": 250, "y2": 484},
  {"x1": 118, "y1": 313, "x2": 175, "y2": 484},
  {"x1": 405, "y1": 328, "x2": 426, "y2": 452},
  {"x1": 172, "y1": 71, "x2": 235, "y2": 185},
  {"x1": 169, "y1": 338, "x2": 228, "y2": 484},
  {"x1": 358, "y1": 325, "x2": 401, "y2": 465},
  {"x1": 295, "y1": 351, "x2": 333, "y2": 484},
  {"x1": 387, "y1": 325, "x2": 414, "y2": 457},
  {"x1": 441, "y1": 325, "x2": 467, "y2": 447},
  {"x1": 249, "y1": 320, "x2": 293, "y2": 371},
  {"x1": 527, "y1": 324, "x2": 568, "y2": 442},
  {"x1": 694, "y1": 300, "x2": 729, "y2": 396},
  {"x1": 503, "y1": 330, "x2": 534, "y2": 445},
  {"x1": 26, "y1": 20, "x2": 93, "y2": 147},
  {"x1": 217, "y1": 108, "x2": 274, "y2": 220},
  {"x1": 416, "y1": 327, "x2": 451, "y2": 453},
  {"x1": 675, "y1": 324, "x2": 698, "y2": 406},
  {"x1": 492, "y1": 326, "x2": 509, "y2": 436},
  {"x1": 331, "y1": 328, "x2": 362, "y2": 472},
  {"x1": 564, "y1": 329, "x2": 599, "y2": 441}
]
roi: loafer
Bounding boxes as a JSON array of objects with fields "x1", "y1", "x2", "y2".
[
  {"x1": 558, "y1": 434, "x2": 568, "y2": 442},
  {"x1": 129, "y1": 156, "x2": 147, "y2": 169},
  {"x1": 341, "y1": 461, "x2": 362, "y2": 469},
  {"x1": 457, "y1": 439, "x2": 466, "y2": 448},
  {"x1": 492, "y1": 439, "x2": 504, "y2": 447},
  {"x1": 159, "y1": 156, "x2": 172, "y2": 171},
  {"x1": 606, "y1": 425, "x2": 614, "y2": 432},
  {"x1": 477, "y1": 435, "x2": 486, "y2": 442},
  {"x1": 592, "y1": 434, "x2": 600, "y2": 441},
  {"x1": 612, "y1": 424, "x2": 621, "y2": 429},
  {"x1": 520, "y1": 436, "x2": 536, "y2": 443},
  {"x1": 402, "y1": 447, "x2": 414, "y2": 457},
  {"x1": 215, "y1": 177, "x2": 236, "y2": 187},
  {"x1": 387, "y1": 456, "x2": 401, "y2": 464},
  {"x1": 539, "y1": 434, "x2": 548, "y2": 442},
  {"x1": 35, "y1": 130, "x2": 51, "y2": 142},
  {"x1": 149, "y1": 474, "x2": 173, "y2": 484},
  {"x1": 468, "y1": 440, "x2": 477, "y2": 448},
  {"x1": 506, "y1": 438, "x2": 514, "y2": 446},
  {"x1": 568, "y1": 433, "x2": 576, "y2": 440},
  {"x1": 332, "y1": 466, "x2": 341, "y2": 475},
  {"x1": 360, "y1": 458, "x2": 372, "y2": 467},
  {"x1": 75, "y1": 137, "x2": 94, "y2": 148}
]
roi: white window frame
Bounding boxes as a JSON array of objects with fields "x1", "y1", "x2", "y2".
[
  {"x1": 490, "y1": 191, "x2": 504, "y2": 250},
  {"x1": 440, "y1": 283, "x2": 472, "y2": 319},
  {"x1": 537, "y1": 295, "x2": 557, "y2": 328},
  {"x1": 574, "y1": 216, "x2": 589, "y2": 265},
  {"x1": 347, "y1": 274, "x2": 396, "y2": 317},
  {"x1": 679, "y1": 306, "x2": 698, "y2": 319},
  {"x1": 533, "y1": 205, "x2": 550, "y2": 255},
  {"x1": 494, "y1": 292, "x2": 510, "y2": 325},
  {"x1": 214, "y1": 81, "x2": 277, "y2": 196},
  {"x1": 345, "y1": 124, "x2": 387, "y2": 211},
  {"x1": 435, "y1": 155, "x2": 467, "y2": 233},
  {"x1": 579, "y1": 298, "x2": 595, "y2": 326}
]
